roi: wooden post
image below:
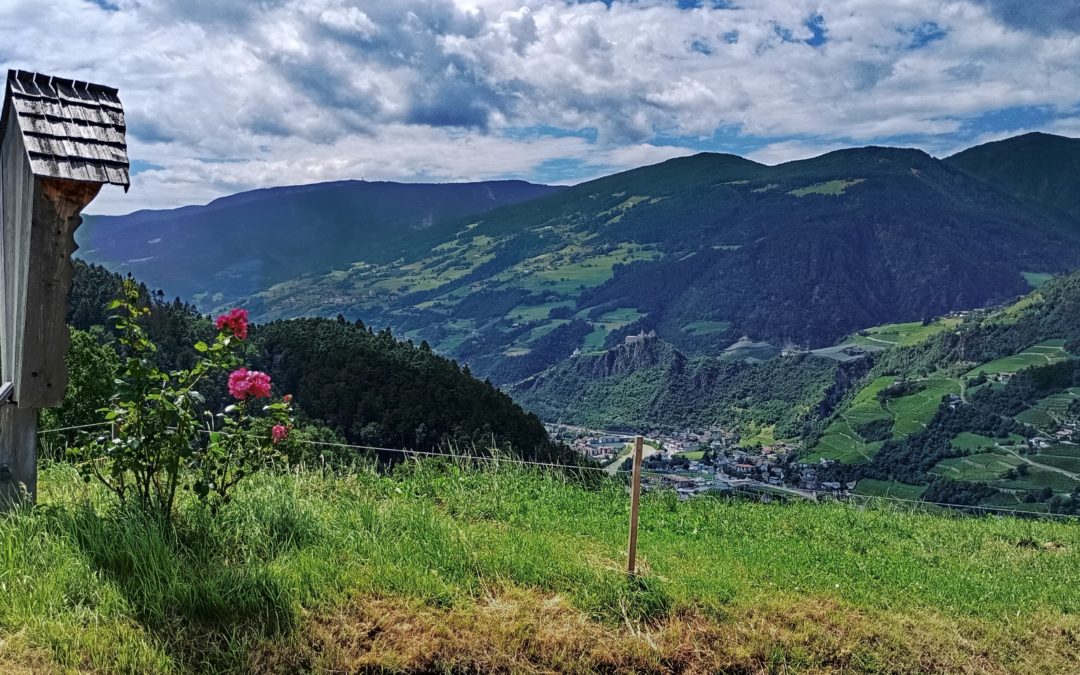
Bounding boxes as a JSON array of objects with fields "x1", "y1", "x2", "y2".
[{"x1": 627, "y1": 434, "x2": 644, "y2": 576}]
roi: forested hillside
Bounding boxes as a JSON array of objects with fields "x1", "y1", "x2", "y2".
[
  {"x1": 62, "y1": 263, "x2": 571, "y2": 463},
  {"x1": 946, "y1": 132, "x2": 1080, "y2": 228},
  {"x1": 512, "y1": 333, "x2": 853, "y2": 437}
]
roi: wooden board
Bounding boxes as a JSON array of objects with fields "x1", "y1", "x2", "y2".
[{"x1": 0, "y1": 406, "x2": 36, "y2": 505}]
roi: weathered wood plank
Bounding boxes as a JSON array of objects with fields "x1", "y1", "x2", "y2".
[
  {"x1": 0, "y1": 104, "x2": 34, "y2": 401},
  {"x1": 16, "y1": 178, "x2": 99, "y2": 408},
  {"x1": 0, "y1": 406, "x2": 36, "y2": 506}
]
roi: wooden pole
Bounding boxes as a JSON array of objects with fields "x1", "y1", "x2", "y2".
[{"x1": 627, "y1": 434, "x2": 644, "y2": 576}]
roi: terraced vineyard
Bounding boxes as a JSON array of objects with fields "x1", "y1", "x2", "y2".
[
  {"x1": 967, "y1": 339, "x2": 1071, "y2": 377},
  {"x1": 807, "y1": 374, "x2": 961, "y2": 464},
  {"x1": 1015, "y1": 388, "x2": 1080, "y2": 429}
]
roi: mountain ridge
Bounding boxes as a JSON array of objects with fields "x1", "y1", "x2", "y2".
[{"x1": 79, "y1": 133, "x2": 1080, "y2": 391}]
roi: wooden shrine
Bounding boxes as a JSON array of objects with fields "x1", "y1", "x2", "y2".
[{"x1": 0, "y1": 69, "x2": 129, "y2": 504}]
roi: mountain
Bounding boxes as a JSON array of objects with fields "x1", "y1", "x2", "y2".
[
  {"x1": 946, "y1": 132, "x2": 1080, "y2": 228},
  {"x1": 237, "y1": 142, "x2": 1080, "y2": 384},
  {"x1": 80, "y1": 135, "x2": 1080, "y2": 391},
  {"x1": 77, "y1": 179, "x2": 563, "y2": 306}
]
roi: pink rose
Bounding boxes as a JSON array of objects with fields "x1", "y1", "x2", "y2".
[
  {"x1": 228, "y1": 368, "x2": 272, "y2": 400},
  {"x1": 215, "y1": 308, "x2": 249, "y2": 340},
  {"x1": 271, "y1": 424, "x2": 289, "y2": 445}
]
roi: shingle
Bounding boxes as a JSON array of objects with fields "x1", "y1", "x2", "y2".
[{"x1": 4, "y1": 69, "x2": 129, "y2": 188}]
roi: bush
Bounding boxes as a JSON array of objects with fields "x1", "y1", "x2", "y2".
[{"x1": 71, "y1": 280, "x2": 294, "y2": 522}]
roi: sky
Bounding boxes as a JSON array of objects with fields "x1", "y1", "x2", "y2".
[{"x1": 1, "y1": 0, "x2": 1079, "y2": 215}]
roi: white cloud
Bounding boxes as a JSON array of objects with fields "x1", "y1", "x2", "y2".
[{"x1": 0, "y1": 0, "x2": 1077, "y2": 214}]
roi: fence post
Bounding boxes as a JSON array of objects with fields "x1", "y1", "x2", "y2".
[{"x1": 627, "y1": 435, "x2": 644, "y2": 576}]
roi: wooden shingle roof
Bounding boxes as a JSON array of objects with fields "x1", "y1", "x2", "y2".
[{"x1": 1, "y1": 69, "x2": 129, "y2": 188}]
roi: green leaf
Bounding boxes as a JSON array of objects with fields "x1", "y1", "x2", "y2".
[{"x1": 194, "y1": 341, "x2": 209, "y2": 352}]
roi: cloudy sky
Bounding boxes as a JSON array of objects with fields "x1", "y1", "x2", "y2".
[{"x1": 2, "y1": 0, "x2": 1079, "y2": 214}]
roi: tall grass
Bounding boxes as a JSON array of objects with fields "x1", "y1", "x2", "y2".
[{"x1": 1, "y1": 460, "x2": 1078, "y2": 672}]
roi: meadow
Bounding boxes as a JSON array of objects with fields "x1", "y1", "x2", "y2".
[
  {"x1": 847, "y1": 318, "x2": 960, "y2": 347},
  {"x1": 4, "y1": 462, "x2": 1080, "y2": 673},
  {"x1": 967, "y1": 340, "x2": 1071, "y2": 377}
]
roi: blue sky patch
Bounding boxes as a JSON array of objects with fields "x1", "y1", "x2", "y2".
[
  {"x1": 903, "y1": 21, "x2": 948, "y2": 49},
  {"x1": 804, "y1": 15, "x2": 828, "y2": 47}
]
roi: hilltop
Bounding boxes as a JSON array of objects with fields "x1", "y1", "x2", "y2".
[
  {"x1": 946, "y1": 132, "x2": 1080, "y2": 227},
  {"x1": 5, "y1": 462, "x2": 1078, "y2": 673},
  {"x1": 79, "y1": 134, "x2": 1080, "y2": 390}
]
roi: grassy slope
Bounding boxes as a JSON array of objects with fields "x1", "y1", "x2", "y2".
[{"x1": 4, "y1": 463, "x2": 1080, "y2": 673}]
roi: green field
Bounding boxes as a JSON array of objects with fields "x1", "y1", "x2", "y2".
[
  {"x1": 853, "y1": 479, "x2": 927, "y2": 500},
  {"x1": 1023, "y1": 271, "x2": 1055, "y2": 288},
  {"x1": 1034, "y1": 452, "x2": 1080, "y2": 474},
  {"x1": 1015, "y1": 388, "x2": 1080, "y2": 430},
  {"x1": 994, "y1": 465, "x2": 1080, "y2": 493},
  {"x1": 506, "y1": 300, "x2": 575, "y2": 323},
  {"x1": 511, "y1": 243, "x2": 660, "y2": 294},
  {"x1": 1016, "y1": 407, "x2": 1056, "y2": 428},
  {"x1": 681, "y1": 320, "x2": 732, "y2": 336},
  {"x1": 9, "y1": 463, "x2": 1080, "y2": 673},
  {"x1": 788, "y1": 178, "x2": 865, "y2": 197},
  {"x1": 738, "y1": 423, "x2": 776, "y2": 448},
  {"x1": 931, "y1": 452, "x2": 1022, "y2": 481},
  {"x1": 807, "y1": 377, "x2": 895, "y2": 464},
  {"x1": 887, "y1": 376, "x2": 961, "y2": 439},
  {"x1": 950, "y1": 432, "x2": 999, "y2": 451},
  {"x1": 581, "y1": 307, "x2": 645, "y2": 352},
  {"x1": 847, "y1": 318, "x2": 960, "y2": 348},
  {"x1": 674, "y1": 450, "x2": 706, "y2": 461},
  {"x1": 809, "y1": 374, "x2": 961, "y2": 464},
  {"x1": 967, "y1": 340, "x2": 1072, "y2": 377}
]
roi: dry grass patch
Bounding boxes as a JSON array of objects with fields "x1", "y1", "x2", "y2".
[{"x1": 255, "y1": 589, "x2": 1080, "y2": 674}]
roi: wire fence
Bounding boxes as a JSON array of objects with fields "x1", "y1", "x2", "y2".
[{"x1": 37, "y1": 421, "x2": 1080, "y2": 521}]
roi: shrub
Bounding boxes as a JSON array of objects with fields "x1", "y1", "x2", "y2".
[{"x1": 72, "y1": 280, "x2": 294, "y2": 522}]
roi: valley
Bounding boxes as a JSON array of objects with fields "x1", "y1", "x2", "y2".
[{"x1": 76, "y1": 132, "x2": 1080, "y2": 514}]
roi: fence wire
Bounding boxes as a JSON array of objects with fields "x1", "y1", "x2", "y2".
[{"x1": 37, "y1": 422, "x2": 1080, "y2": 520}]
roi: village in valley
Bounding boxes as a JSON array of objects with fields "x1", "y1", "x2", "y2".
[
  {"x1": 548, "y1": 387, "x2": 1080, "y2": 502},
  {"x1": 545, "y1": 423, "x2": 851, "y2": 500}
]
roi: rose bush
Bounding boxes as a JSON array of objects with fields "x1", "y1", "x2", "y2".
[{"x1": 73, "y1": 279, "x2": 294, "y2": 521}]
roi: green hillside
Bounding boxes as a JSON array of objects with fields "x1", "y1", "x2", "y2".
[
  {"x1": 811, "y1": 270, "x2": 1080, "y2": 510},
  {"x1": 5, "y1": 463, "x2": 1079, "y2": 673},
  {"x1": 510, "y1": 333, "x2": 843, "y2": 436}
]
